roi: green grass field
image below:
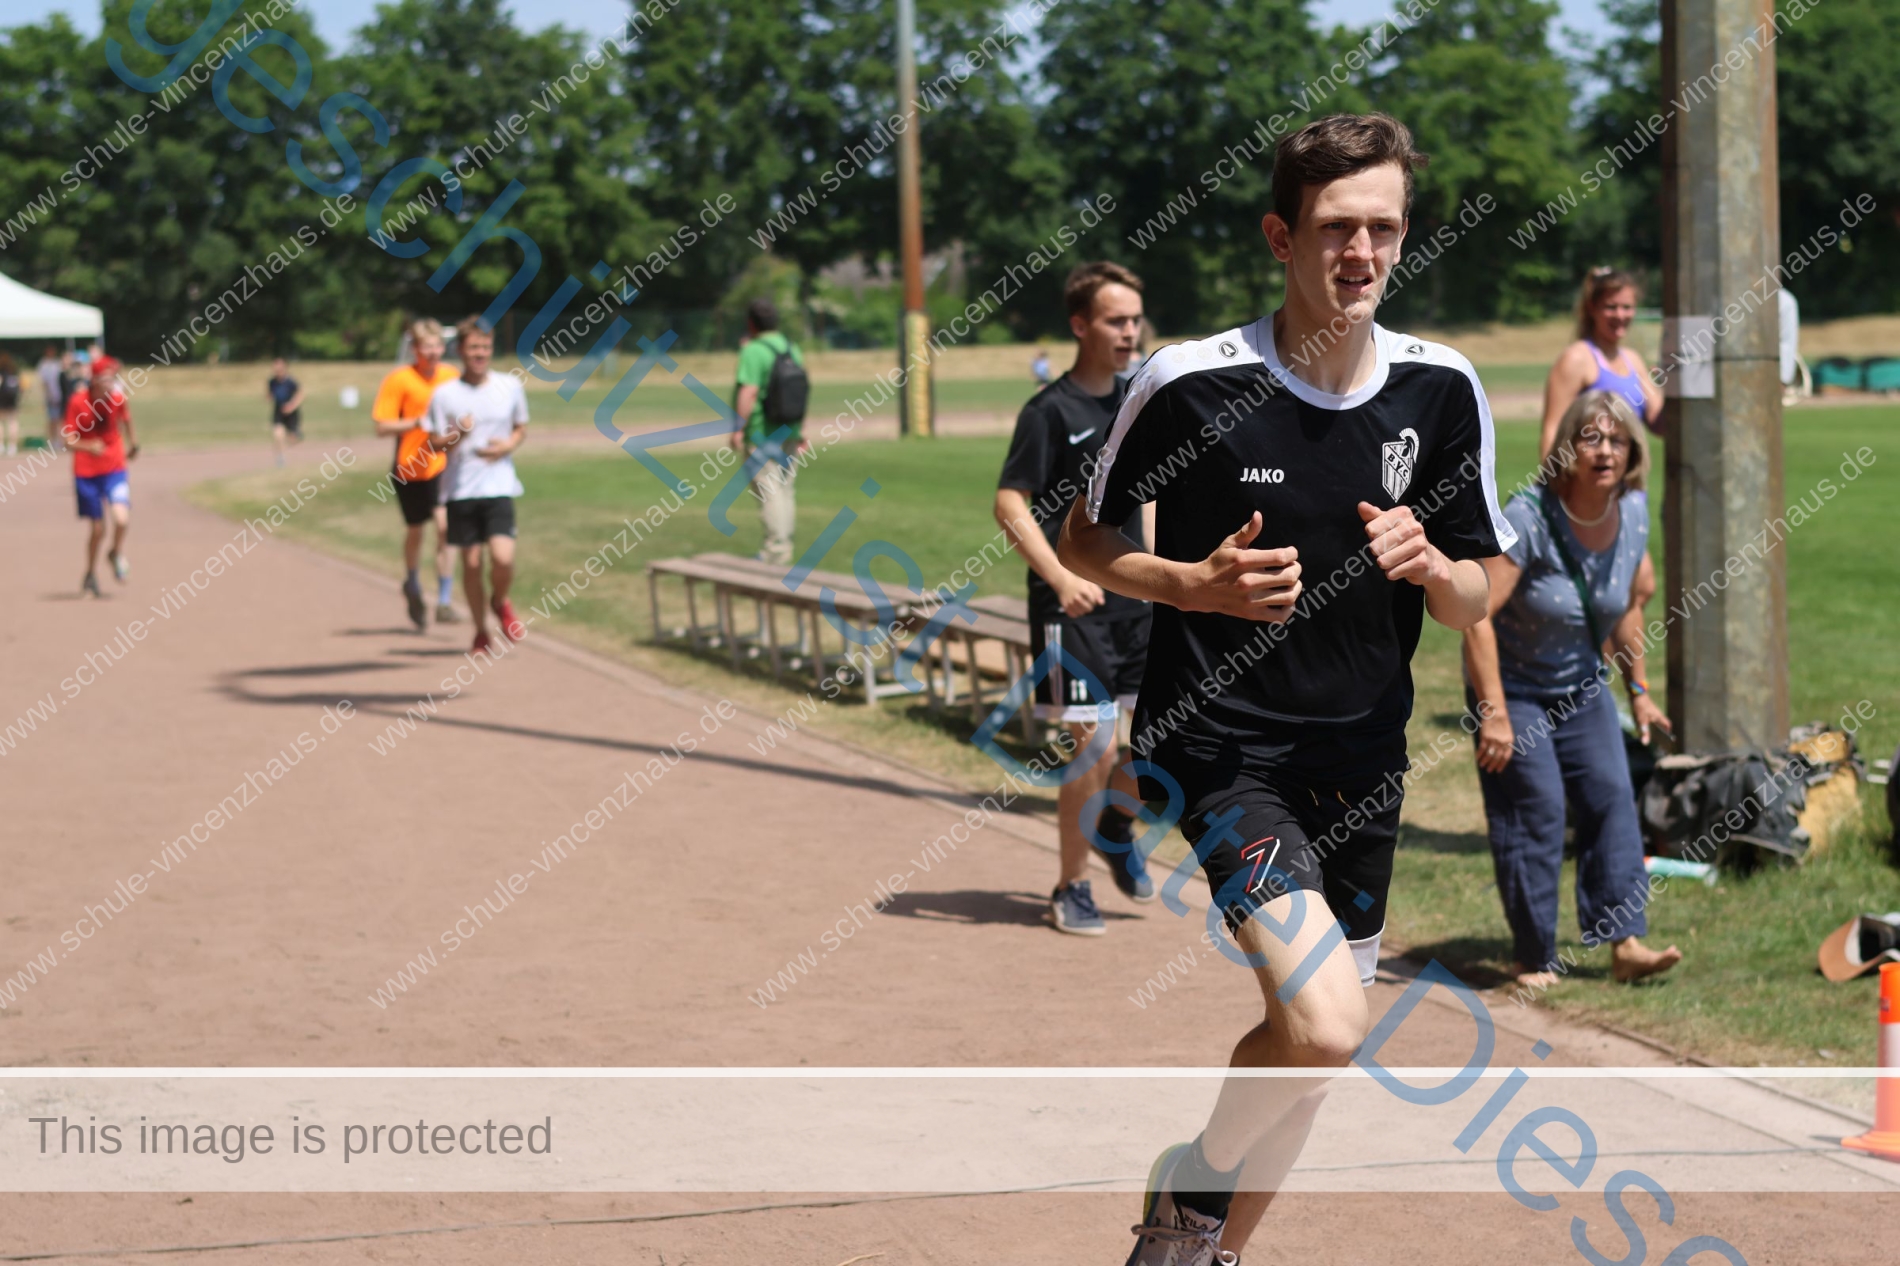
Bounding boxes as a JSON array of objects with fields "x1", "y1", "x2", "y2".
[
  {"x1": 123, "y1": 375, "x2": 1035, "y2": 452},
  {"x1": 190, "y1": 404, "x2": 1900, "y2": 1067},
  {"x1": 133, "y1": 366, "x2": 1549, "y2": 451}
]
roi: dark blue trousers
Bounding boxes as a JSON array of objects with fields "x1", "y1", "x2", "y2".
[{"x1": 1471, "y1": 681, "x2": 1650, "y2": 972}]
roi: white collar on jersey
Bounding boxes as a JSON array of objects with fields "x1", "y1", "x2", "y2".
[{"x1": 1256, "y1": 316, "x2": 1391, "y2": 411}]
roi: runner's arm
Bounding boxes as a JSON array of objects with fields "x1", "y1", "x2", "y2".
[
  {"x1": 1357, "y1": 501, "x2": 1490, "y2": 629},
  {"x1": 994, "y1": 487, "x2": 1102, "y2": 618},
  {"x1": 477, "y1": 423, "x2": 527, "y2": 460},
  {"x1": 370, "y1": 376, "x2": 418, "y2": 437},
  {"x1": 1059, "y1": 503, "x2": 1300, "y2": 623}
]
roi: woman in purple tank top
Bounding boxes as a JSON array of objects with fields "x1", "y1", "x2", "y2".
[{"x1": 1540, "y1": 267, "x2": 1663, "y2": 459}]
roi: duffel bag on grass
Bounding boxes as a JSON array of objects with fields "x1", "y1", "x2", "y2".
[{"x1": 1642, "y1": 749, "x2": 1811, "y2": 873}]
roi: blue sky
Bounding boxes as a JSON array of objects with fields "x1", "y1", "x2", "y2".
[{"x1": 11, "y1": 0, "x2": 1619, "y2": 52}]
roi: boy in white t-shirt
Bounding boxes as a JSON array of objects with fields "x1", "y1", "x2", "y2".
[{"x1": 423, "y1": 319, "x2": 529, "y2": 655}]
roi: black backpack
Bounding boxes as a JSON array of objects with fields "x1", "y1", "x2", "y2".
[{"x1": 760, "y1": 335, "x2": 810, "y2": 427}]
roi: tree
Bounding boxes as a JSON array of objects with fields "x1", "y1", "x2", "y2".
[
  {"x1": 622, "y1": 0, "x2": 1041, "y2": 337},
  {"x1": 334, "y1": 0, "x2": 652, "y2": 350},
  {"x1": 1565, "y1": 0, "x2": 1663, "y2": 294},
  {"x1": 1568, "y1": 0, "x2": 1900, "y2": 320},
  {"x1": 1774, "y1": 0, "x2": 1900, "y2": 317},
  {"x1": 1, "y1": 1, "x2": 341, "y2": 360},
  {"x1": 1365, "y1": 0, "x2": 1577, "y2": 324},
  {"x1": 1039, "y1": 0, "x2": 1335, "y2": 335}
]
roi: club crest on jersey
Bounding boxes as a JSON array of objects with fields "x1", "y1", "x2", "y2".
[{"x1": 1381, "y1": 427, "x2": 1420, "y2": 501}]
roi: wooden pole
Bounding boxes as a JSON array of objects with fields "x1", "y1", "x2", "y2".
[
  {"x1": 895, "y1": 0, "x2": 934, "y2": 437},
  {"x1": 1659, "y1": 0, "x2": 1788, "y2": 752}
]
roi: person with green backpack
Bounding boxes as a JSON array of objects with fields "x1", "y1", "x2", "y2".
[
  {"x1": 730, "y1": 298, "x2": 811, "y2": 565},
  {"x1": 1462, "y1": 390, "x2": 1681, "y2": 992}
]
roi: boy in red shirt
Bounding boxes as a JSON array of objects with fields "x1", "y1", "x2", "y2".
[{"x1": 64, "y1": 357, "x2": 138, "y2": 597}]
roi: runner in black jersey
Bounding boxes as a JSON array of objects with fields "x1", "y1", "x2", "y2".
[
  {"x1": 1059, "y1": 114, "x2": 1514, "y2": 1265},
  {"x1": 995, "y1": 262, "x2": 1157, "y2": 936}
]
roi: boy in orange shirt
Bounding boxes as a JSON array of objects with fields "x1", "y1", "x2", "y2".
[{"x1": 373, "y1": 318, "x2": 461, "y2": 629}]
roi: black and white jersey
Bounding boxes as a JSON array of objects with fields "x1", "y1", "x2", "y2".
[
  {"x1": 1086, "y1": 317, "x2": 1515, "y2": 770},
  {"x1": 999, "y1": 373, "x2": 1147, "y2": 624}
]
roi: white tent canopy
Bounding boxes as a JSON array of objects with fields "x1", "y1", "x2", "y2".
[{"x1": 0, "y1": 271, "x2": 103, "y2": 340}]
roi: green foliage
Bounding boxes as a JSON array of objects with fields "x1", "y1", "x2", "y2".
[
  {"x1": 0, "y1": 2, "x2": 339, "y2": 360},
  {"x1": 1567, "y1": 0, "x2": 1900, "y2": 319},
  {"x1": 621, "y1": 0, "x2": 1041, "y2": 309},
  {"x1": 1566, "y1": 0, "x2": 1663, "y2": 291},
  {"x1": 0, "y1": 0, "x2": 1893, "y2": 359},
  {"x1": 332, "y1": 0, "x2": 653, "y2": 339},
  {"x1": 1774, "y1": 0, "x2": 1900, "y2": 316},
  {"x1": 1365, "y1": 0, "x2": 1577, "y2": 324},
  {"x1": 1039, "y1": 0, "x2": 1333, "y2": 334}
]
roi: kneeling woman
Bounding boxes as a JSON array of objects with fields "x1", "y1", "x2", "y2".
[{"x1": 1463, "y1": 391, "x2": 1681, "y2": 989}]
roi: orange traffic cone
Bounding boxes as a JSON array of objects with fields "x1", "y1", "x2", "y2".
[{"x1": 1843, "y1": 961, "x2": 1900, "y2": 1161}]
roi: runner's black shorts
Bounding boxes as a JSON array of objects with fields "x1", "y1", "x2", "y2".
[
  {"x1": 1171, "y1": 761, "x2": 1402, "y2": 986},
  {"x1": 445, "y1": 496, "x2": 517, "y2": 546},
  {"x1": 390, "y1": 472, "x2": 442, "y2": 526},
  {"x1": 274, "y1": 410, "x2": 302, "y2": 435},
  {"x1": 1029, "y1": 609, "x2": 1148, "y2": 723}
]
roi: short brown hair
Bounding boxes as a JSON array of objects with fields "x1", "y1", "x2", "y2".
[
  {"x1": 1272, "y1": 113, "x2": 1427, "y2": 229},
  {"x1": 456, "y1": 316, "x2": 494, "y2": 348},
  {"x1": 1575, "y1": 266, "x2": 1640, "y2": 340},
  {"x1": 409, "y1": 317, "x2": 445, "y2": 345},
  {"x1": 1064, "y1": 261, "x2": 1143, "y2": 324}
]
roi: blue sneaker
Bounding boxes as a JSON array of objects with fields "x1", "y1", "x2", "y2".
[
  {"x1": 1094, "y1": 827, "x2": 1156, "y2": 903},
  {"x1": 1049, "y1": 880, "x2": 1107, "y2": 936},
  {"x1": 1125, "y1": 1142, "x2": 1236, "y2": 1266}
]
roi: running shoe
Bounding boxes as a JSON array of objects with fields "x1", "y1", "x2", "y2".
[
  {"x1": 401, "y1": 576, "x2": 426, "y2": 631},
  {"x1": 1094, "y1": 815, "x2": 1157, "y2": 903},
  {"x1": 435, "y1": 603, "x2": 463, "y2": 625},
  {"x1": 82, "y1": 572, "x2": 102, "y2": 598},
  {"x1": 1126, "y1": 1143, "x2": 1237, "y2": 1266},
  {"x1": 1049, "y1": 880, "x2": 1107, "y2": 936},
  {"x1": 492, "y1": 597, "x2": 526, "y2": 642},
  {"x1": 471, "y1": 630, "x2": 494, "y2": 657},
  {"x1": 108, "y1": 551, "x2": 129, "y2": 582}
]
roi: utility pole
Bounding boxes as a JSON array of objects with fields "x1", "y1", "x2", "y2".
[
  {"x1": 1658, "y1": 0, "x2": 1787, "y2": 752},
  {"x1": 894, "y1": 0, "x2": 934, "y2": 437}
]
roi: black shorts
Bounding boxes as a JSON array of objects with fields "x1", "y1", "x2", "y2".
[
  {"x1": 274, "y1": 411, "x2": 302, "y2": 434},
  {"x1": 1174, "y1": 762, "x2": 1402, "y2": 984},
  {"x1": 445, "y1": 496, "x2": 516, "y2": 546},
  {"x1": 391, "y1": 472, "x2": 442, "y2": 527},
  {"x1": 1029, "y1": 610, "x2": 1148, "y2": 722}
]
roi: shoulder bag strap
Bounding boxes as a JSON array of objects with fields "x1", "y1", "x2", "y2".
[{"x1": 1535, "y1": 485, "x2": 1606, "y2": 664}]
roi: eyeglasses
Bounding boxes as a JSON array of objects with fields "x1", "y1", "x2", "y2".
[{"x1": 1577, "y1": 429, "x2": 1632, "y2": 453}]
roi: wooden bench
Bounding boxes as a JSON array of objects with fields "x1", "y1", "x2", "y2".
[
  {"x1": 646, "y1": 554, "x2": 1043, "y2": 740},
  {"x1": 933, "y1": 594, "x2": 1036, "y2": 742},
  {"x1": 646, "y1": 553, "x2": 930, "y2": 705}
]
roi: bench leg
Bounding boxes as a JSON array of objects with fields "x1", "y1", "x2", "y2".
[
  {"x1": 968, "y1": 635, "x2": 986, "y2": 724},
  {"x1": 862, "y1": 621, "x2": 877, "y2": 707},
  {"x1": 685, "y1": 581, "x2": 703, "y2": 650},
  {"x1": 765, "y1": 601, "x2": 781, "y2": 679},
  {"x1": 723, "y1": 589, "x2": 741, "y2": 670},
  {"x1": 647, "y1": 570, "x2": 661, "y2": 643},
  {"x1": 1007, "y1": 646, "x2": 1034, "y2": 744}
]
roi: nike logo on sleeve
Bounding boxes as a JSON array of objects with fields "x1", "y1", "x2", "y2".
[{"x1": 1067, "y1": 428, "x2": 1096, "y2": 445}]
